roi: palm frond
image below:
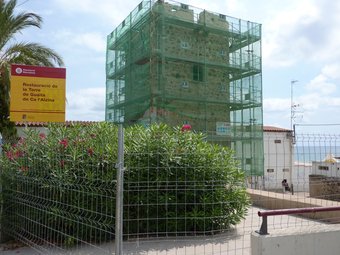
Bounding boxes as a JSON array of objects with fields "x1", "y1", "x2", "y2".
[
  {"x1": 2, "y1": 42, "x2": 64, "y2": 67},
  {"x1": 0, "y1": 0, "x2": 42, "y2": 50}
]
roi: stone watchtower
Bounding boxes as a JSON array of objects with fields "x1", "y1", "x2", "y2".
[{"x1": 106, "y1": 0, "x2": 263, "y2": 177}]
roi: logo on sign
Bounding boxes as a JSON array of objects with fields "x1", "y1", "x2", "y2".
[{"x1": 15, "y1": 67, "x2": 23, "y2": 74}]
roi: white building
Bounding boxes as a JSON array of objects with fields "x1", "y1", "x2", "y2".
[
  {"x1": 263, "y1": 126, "x2": 312, "y2": 192},
  {"x1": 263, "y1": 126, "x2": 293, "y2": 191},
  {"x1": 293, "y1": 161, "x2": 312, "y2": 192},
  {"x1": 312, "y1": 155, "x2": 340, "y2": 177}
]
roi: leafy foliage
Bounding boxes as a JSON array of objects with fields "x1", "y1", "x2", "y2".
[
  {"x1": 0, "y1": 123, "x2": 249, "y2": 245},
  {"x1": 124, "y1": 124, "x2": 249, "y2": 235}
]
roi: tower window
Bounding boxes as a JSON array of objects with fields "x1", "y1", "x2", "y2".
[
  {"x1": 193, "y1": 65, "x2": 204, "y2": 81},
  {"x1": 180, "y1": 41, "x2": 190, "y2": 49},
  {"x1": 219, "y1": 83, "x2": 227, "y2": 92},
  {"x1": 318, "y1": 166, "x2": 329, "y2": 171},
  {"x1": 219, "y1": 14, "x2": 226, "y2": 20},
  {"x1": 220, "y1": 49, "x2": 226, "y2": 56},
  {"x1": 181, "y1": 4, "x2": 189, "y2": 10},
  {"x1": 181, "y1": 81, "x2": 189, "y2": 88}
]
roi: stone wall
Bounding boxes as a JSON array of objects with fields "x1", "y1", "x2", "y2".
[
  {"x1": 125, "y1": 5, "x2": 231, "y2": 131},
  {"x1": 309, "y1": 175, "x2": 340, "y2": 201}
]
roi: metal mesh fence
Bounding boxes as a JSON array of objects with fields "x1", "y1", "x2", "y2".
[
  {"x1": 1, "y1": 125, "x2": 340, "y2": 254},
  {"x1": 123, "y1": 135, "x2": 248, "y2": 239},
  {"x1": 1, "y1": 149, "x2": 117, "y2": 254},
  {"x1": 0, "y1": 123, "x2": 119, "y2": 254}
]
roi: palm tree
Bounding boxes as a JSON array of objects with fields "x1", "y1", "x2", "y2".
[{"x1": 0, "y1": 0, "x2": 64, "y2": 140}]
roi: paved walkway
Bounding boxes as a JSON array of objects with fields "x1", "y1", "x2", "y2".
[{"x1": 1, "y1": 206, "x2": 327, "y2": 255}]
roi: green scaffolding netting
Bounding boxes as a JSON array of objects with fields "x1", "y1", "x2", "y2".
[{"x1": 105, "y1": 0, "x2": 264, "y2": 176}]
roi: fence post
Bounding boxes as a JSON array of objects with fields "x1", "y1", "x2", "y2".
[
  {"x1": 0, "y1": 162, "x2": 2, "y2": 243},
  {"x1": 115, "y1": 124, "x2": 124, "y2": 255},
  {"x1": 256, "y1": 216, "x2": 268, "y2": 235},
  {"x1": 291, "y1": 183, "x2": 294, "y2": 195}
]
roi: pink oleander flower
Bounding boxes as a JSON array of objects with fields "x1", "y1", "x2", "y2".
[
  {"x1": 87, "y1": 148, "x2": 94, "y2": 156},
  {"x1": 15, "y1": 150, "x2": 24, "y2": 158},
  {"x1": 39, "y1": 133, "x2": 46, "y2": 139},
  {"x1": 59, "y1": 138, "x2": 68, "y2": 148},
  {"x1": 18, "y1": 137, "x2": 25, "y2": 144},
  {"x1": 181, "y1": 124, "x2": 192, "y2": 132},
  {"x1": 6, "y1": 151, "x2": 14, "y2": 161}
]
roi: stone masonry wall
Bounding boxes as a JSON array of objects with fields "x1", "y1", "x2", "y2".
[{"x1": 309, "y1": 175, "x2": 340, "y2": 201}]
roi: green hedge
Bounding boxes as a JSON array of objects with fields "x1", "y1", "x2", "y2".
[{"x1": 0, "y1": 122, "x2": 249, "y2": 245}]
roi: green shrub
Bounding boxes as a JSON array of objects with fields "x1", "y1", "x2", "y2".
[
  {"x1": 0, "y1": 122, "x2": 249, "y2": 244},
  {"x1": 124, "y1": 124, "x2": 249, "y2": 236}
]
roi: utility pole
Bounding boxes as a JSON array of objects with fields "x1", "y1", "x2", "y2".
[
  {"x1": 290, "y1": 80, "x2": 298, "y2": 194},
  {"x1": 290, "y1": 80, "x2": 298, "y2": 133}
]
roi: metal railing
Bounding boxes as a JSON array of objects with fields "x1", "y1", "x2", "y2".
[{"x1": 257, "y1": 206, "x2": 340, "y2": 235}]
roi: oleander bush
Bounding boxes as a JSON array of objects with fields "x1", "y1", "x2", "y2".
[{"x1": 0, "y1": 122, "x2": 249, "y2": 245}]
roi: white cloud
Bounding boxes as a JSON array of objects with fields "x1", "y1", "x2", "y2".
[
  {"x1": 262, "y1": 0, "x2": 340, "y2": 68},
  {"x1": 326, "y1": 97, "x2": 340, "y2": 107},
  {"x1": 298, "y1": 93, "x2": 322, "y2": 111},
  {"x1": 321, "y1": 64, "x2": 340, "y2": 80},
  {"x1": 52, "y1": 0, "x2": 139, "y2": 24},
  {"x1": 73, "y1": 33, "x2": 106, "y2": 53},
  {"x1": 264, "y1": 98, "x2": 290, "y2": 112},
  {"x1": 54, "y1": 30, "x2": 106, "y2": 53},
  {"x1": 66, "y1": 88, "x2": 105, "y2": 121},
  {"x1": 305, "y1": 62, "x2": 340, "y2": 96},
  {"x1": 263, "y1": 92, "x2": 340, "y2": 129},
  {"x1": 306, "y1": 75, "x2": 337, "y2": 95}
]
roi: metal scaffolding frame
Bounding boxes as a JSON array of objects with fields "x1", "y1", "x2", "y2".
[{"x1": 105, "y1": 0, "x2": 263, "y2": 176}]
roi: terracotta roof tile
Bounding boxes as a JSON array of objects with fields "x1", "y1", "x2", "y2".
[
  {"x1": 263, "y1": 126, "x2": 292, "y2": 132},
  {"x1": 15, "y1": 121, "x2": 98, "y2": 127}
]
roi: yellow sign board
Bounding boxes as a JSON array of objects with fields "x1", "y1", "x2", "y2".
[{"x1": 10, "y1": 64, "x2": 66, "y2": 122}]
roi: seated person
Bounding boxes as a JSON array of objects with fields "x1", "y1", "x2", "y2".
[{"x1": 282, "y1": 179, "x2": 290, "y2": 191}]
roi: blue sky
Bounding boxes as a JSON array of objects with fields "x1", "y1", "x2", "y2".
[{"x1": 13, "y1": 0, "x2": 340, "y2": 133}]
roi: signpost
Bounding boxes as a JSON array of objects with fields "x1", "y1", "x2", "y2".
[{"x1": 10, "y1": 64, "x2": 66, "y2": 122}]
